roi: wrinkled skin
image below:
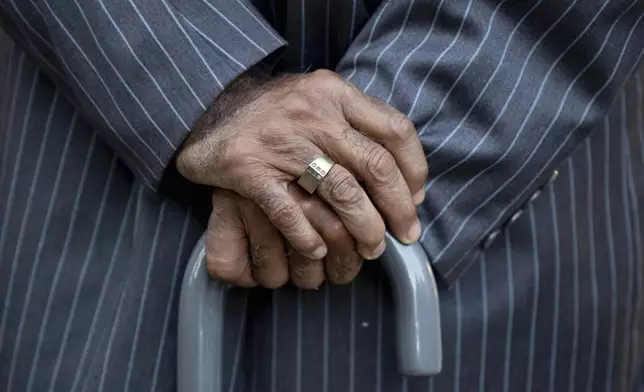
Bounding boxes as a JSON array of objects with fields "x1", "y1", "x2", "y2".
[{"x1": 177, "y1": 70, "x2": 428, "y2": 289}]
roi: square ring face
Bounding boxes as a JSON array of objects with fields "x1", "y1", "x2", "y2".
[{"x1": 297, "y1": 156, "x2": 334, "y2": 194}]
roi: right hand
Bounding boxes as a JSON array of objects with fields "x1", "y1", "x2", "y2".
[{"x1": 177, "y1": 69, "x2": 428, "y2": 263}]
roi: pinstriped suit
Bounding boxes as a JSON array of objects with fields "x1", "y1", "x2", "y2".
[{"x1": 1, "y1": 0, "x2": 644, "y2": 391}]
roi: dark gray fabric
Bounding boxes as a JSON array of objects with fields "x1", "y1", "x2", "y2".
[{"x1": 1, "y1": 0, "x2": 644, "y2": 391}]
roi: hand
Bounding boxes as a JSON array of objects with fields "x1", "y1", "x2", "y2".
[
  {"x1": 177, "y1": 69, "x2": 428, "y2": 263},
  {"x1": 206, "y1": 187, "x2": 362, "y2": 289}
]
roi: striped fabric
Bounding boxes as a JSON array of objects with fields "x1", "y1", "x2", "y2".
[{"x1": 1, "y1": 0, "x2": 644, "y2": 391}]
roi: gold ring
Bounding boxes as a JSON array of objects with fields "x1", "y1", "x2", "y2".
[{"x1": 297, "y1": 155, "x2": 335, "y2": 194}]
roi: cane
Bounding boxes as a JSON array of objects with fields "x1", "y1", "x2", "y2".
[{"x1": 178, "y1": 231, "x2": 442, "y2": 392}]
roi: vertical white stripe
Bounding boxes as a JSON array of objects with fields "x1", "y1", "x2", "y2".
[
  {"x1": 630, "y1": 72, "x2": 644, "y2": 386},
  {"x1": 625, "y1": 110, "x2": 643, "y2": 388},
  {"x1": 270, "y1": 290, "x2": 278, "y2": 392},
  {"x1": 478, "y1": 253, "x2": 489, "y2": 392},
  {"x1": 454, "y1": 280, "x2": 462, "y2": 392},
  {"x1": 567, "y1": 158, "x2": 580, "y2": 392},
  {"x1": 0, "y1": 40, "x2": 16, "y2": 129},
  {"x1": 68, "y1": 185, "x2": 135, "y2": 392},
  {"x1": 602, "y1": 116, "x2": 618, "y2": 392},
  {"x1": 526, "y1": 204, "x2": 541, "y2": 392},
  {"x1": 48, "y1": 156, "x2": 118, "y2": 391},
  {"x1": 0, "y1": 68, "x2": 41, "y2": 354},
  {"x1": 547, "y1": 183, "x2": 561, "y2": 392},
  {"x1": 97, "y1": 266, "x2": 131, "y2": 392},
  {"x1": 296, "y1": 290, "x2": 303, "y2": 392},
  {"x1": 618, "y1": 93, "x2": 635, "y2": 391},
  {"x1": 96, "y1": 186, "x2": 144, "y2": 392},
  {"x1": 324, "y1": 0, "x2": 330, "y2": 68},
  {"x1": 20, "y1": 113, "x2": 78, "y2": 392},
  {"x1": 323, "y1": 283, "x2": 330, "y2": 392},
  {"x1": 584, "y1": 139, "x2": 599, "y2": 392},
  {"x1": 502, "y1": 230, "x2": 514, "y2": 392},
  {"x1": 348, "y1": 0, "x2": 357, "y2": 42},
  {"x1": 375, "y1": 279, "x2": 383, "y2": 392},
  {"x1": 24, "y1": 125, "x2": 95, "y2": 392},
  {"x1": 228, "y1": 292, "x2": 249, "y2": 392},
  {"x1": 123, "y1": 201, "x2": 168, "y2": 392},
  {"x1": 0, "y1": 55, "x2": 30, "y2": 260},
  {"x1": 150, "y1": 209, "x2": 192, "y2": 392},
  {"x1": 300, "y1": 0, "x2": 306, "y2": 70},
  {"x1": 0, "y1": 51, "x2": 25, "y2": 192},
  {"x1": 345, "y1": 2, "x2": 389, "y2": 82},
  {"x1": 4, "y1": 91, "x2": 59, "y2": 391}
]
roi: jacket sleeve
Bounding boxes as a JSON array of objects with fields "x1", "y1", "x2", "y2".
[
  {"x1": 0, "y1": 0, "x2": 285, "y2": 189},
  {"x1": 336, "y1": 0, "x2": 644, "y2": 285}
]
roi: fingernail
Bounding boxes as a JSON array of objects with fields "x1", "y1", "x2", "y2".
[
  {"x1": 413, "y1": 189, "x2": 425, "y2": 205},
  {"x1": 358, "y1": 240, "x2": 386, "y2": 260},
  {"x1": 372, "y1": 240, "x2": 386, "y2": 258},
  {"x1": 311, "y1": 245, "x2": 328, "y2": 260},
  {"x1": 403, "y1": 219, "x2": 421, "y2": 244},
  {"x1": 362, "y1": 240, "x2": 386, "y2": 260}
]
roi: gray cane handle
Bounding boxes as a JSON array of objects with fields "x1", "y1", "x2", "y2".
[{"x1": 178, "y1": 232, "x2": 442, "y2": 392}]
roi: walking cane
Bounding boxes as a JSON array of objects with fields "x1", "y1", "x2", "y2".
[{"x1": 178, "y1": 231, "x2": 443, "y2": 392}]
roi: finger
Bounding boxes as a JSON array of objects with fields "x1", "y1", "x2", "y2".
[
  {"x1": 244, "y1": 179, "x2": 328, "y2": 260},
  {"x1": 314, "y1": 164, "x2": 386, "y2": 260},
  {"x1": 310, "y1": 124, "x2": 420, "y2": 244},
  {"x1": 337, "y1": 85, "x2": 428, "y2": 203},
  {"x1": 290, "y1": 184, "x2": 363, "y2": 284},
  {"x1": 239, "y1": 199, "x2": 289, "y2": 288},
  {"x1": 206, "y1": 190, "x2": 257, "y2": 287},
  {"x1": 287, "y1": 246, "x2": 325, "y2": 290}
]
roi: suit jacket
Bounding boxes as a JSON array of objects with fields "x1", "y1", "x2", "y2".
[{"x1": 0, "y1": 0, "x2": 643, "y2": 391}]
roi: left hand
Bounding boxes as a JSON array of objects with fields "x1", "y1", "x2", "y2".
[{"x1": 206, "y1": 186, "x2": 363, "y2": 290}]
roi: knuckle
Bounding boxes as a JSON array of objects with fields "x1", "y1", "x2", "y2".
[
  {"x1": 327, "y1": 171, "x2": 363, "y2": 209},
  {"x1": 325, "y1": 221, "x2": 349, "y2": 244},
  {"x1": 310, "y1": 69, "x2": 341, "y2": 84},
  {"x1": 268, "y1": 200, "x2": 302, "y2": 232},
  {"x1": 387, "y1": 113, "x2": 415, "y2": 141},
  {"x1": 416, "y1": 159, "x2": 429, "y2": 178},
  {"x1": 296, "y1": 236, "x2": 323, "y2": 258},
  {"x1": 175, "y1": 150, "x2": 193, "y2": 178},
  {"x1": 365, "y1": 148, "x2": 398, "y2": 186},
  {"x1": 280, "y1": 93, "x2": 314, "y2": 117},
  {"x1": 412, "y1": 161, "x2": 430, "y2": 185}
]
